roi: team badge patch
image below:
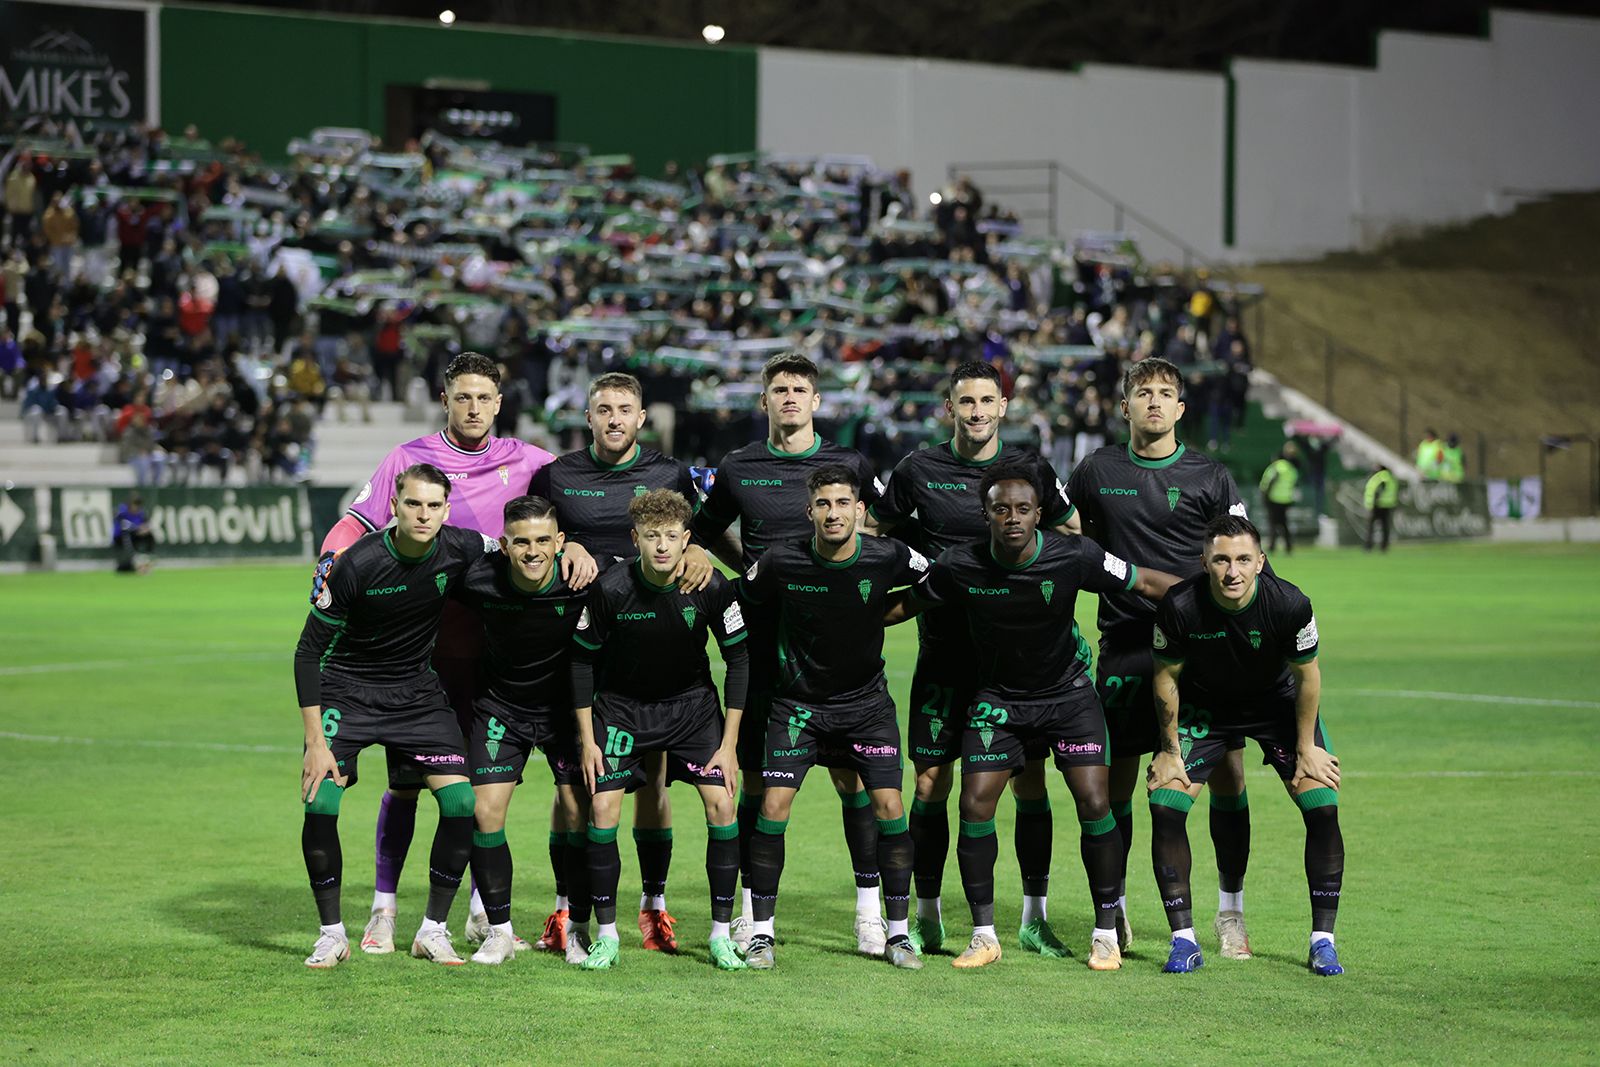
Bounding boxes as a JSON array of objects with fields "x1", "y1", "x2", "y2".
[
  {"x1": 1167, "y1": 487, "x2": 1181, "y2": 510},
  {"x1": 1295, "y1": 615, "x2": 1319, "y2": 652},
  {"x1": 723, "y1": 601, "x2": 745, "y2": 634},
  {"x1": 858, "y1": 579, "x2": 872, "y2": 602},
  {"x1": 681, "y1": 606, "x2": 697, "y2": 629},
  {"x1": 554, "y1": 603, "x2": 566, "y2": 616},
  {"x1": 1153, "y1": 624, "x2": 1169, "y2": 650},
  {"x1": 908, "y1": 548, "x2": 930, "y2": 572},
  {"x1": 353, "y1": 481, "x2": 373, "y2": 505},
  {"x1": 1040, "y1": 579, "x2": 1055, "y2": 605},
  {"x1": 435, "y1": 572, "x2": 448, "y2": 596},
  {"x1": 1229, "y1": 502, "x2": 1248, "y2": 518},
  {"x1": 633, "y1": 485, "x2": 649, "y2": 497},
  {"x1": 1102, "y1": 552, "x2": 1129, "y2": 582},
  {"x1": 497, "y1": 465, "x2": 509, "y2": 486},
  {"x1": 1248, "y1": 629, "x2": 1262, "y2": 649},
  {"x1": 485, "y1": 717, "x2": 505, "y2": 760}
]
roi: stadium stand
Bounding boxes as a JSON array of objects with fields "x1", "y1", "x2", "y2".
[{"x1": 1, "y1": 123, "x2": 1268, "y2": 492}]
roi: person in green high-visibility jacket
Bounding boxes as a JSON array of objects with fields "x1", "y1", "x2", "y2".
[
  {"x1": 1259, "y1": 443, "x2": 1300, "y2": 554},
  {"x1": 1363, "y1": 464, "x2": 1399, "y2": 552},
  {"x1": 1438, "y1": 433, "x2": 1465, "y2": 484}
]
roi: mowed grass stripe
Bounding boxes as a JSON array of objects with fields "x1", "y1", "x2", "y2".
[{"x1": 0, "y1": 544, "x2": 1595, "y2": 1064}]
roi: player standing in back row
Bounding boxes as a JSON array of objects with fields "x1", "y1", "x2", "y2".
[
  {"x1": 866, "y1": 360, "x2": 1084, "y2": 958},
  {"x1": 1067, "y1": 357, "x2": 1256, "y2": 959},
  {"x1": 316, "y1": 353, "x2": 598, "y2": 956},
  {"x1": 691, "y1": 354, "x2": 890, "y2": 957},
  {"x1": 1146, "y1": 515, "x2": 1345, "y2": 976},
  {"x1": 530, "y1": 372, "x2": 719, "y2": 954}
]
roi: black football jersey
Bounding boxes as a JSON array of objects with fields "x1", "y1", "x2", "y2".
[
  {"x1": 1068, "y1": 442, "x2": 1246, "y2": 646},
  {"x1": 529, "y1": 445, "x2": 698, "y2": 561},
  {"x1": 1152, "y1": 572, "x2": 1318, "y2": 715},
  {"x1": 920, "y1": 530, "x2": 1136, "y2": 700}
]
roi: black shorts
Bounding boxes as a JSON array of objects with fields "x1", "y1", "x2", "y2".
[
  {"x1": 961, "y1": 675, "x2": 1108, "y2": 775},
  {"x1": 906, "y1": 646, "x2": 979, "y2": 768},
  {"x1": 467, "y1": 696, "x2": 578, "y2": 787},
  {"x1": 591, "y1": 688, "x2": 728, "y2": 794},
  {"x1": 318, "y1": 678, "x2": 467, "y2": 789},
  {"x1": 1098, "y1": 639, "x2": 1246, "y2": 759},
  {"x1": 763, "y1": 688, "x2": 904, "y2": 792},
  {"x1": 1177, "y1": 690, "x2": 1332, "y2": 784}
]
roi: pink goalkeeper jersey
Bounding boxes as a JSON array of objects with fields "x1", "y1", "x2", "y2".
[{"x1": 348, "y1": 431, "x2": 555, "y2": 538}]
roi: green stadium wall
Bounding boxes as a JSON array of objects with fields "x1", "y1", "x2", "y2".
[{"x1": 158, "y1": 4, "x2": 757, "y2": 172}]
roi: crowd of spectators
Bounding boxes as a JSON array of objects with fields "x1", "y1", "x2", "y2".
[{"x1": 1, "y1": 120, "x2": 1256, "y2": 485}]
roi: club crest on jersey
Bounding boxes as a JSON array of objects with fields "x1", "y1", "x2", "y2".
[
  {"x1": 681, "y1": 606, "x2": 697, "y2": 629},
  {"x1": 857, "y1": 579, "x2": 872, "y2": 602},
  {"x1": 1040, "y1": 579, "x2": 1055, "y2": 605},
  {"x1": 1167, "y1": 487, "x2": 1181, "y2": 510},
  {"x1": 633, "y1": 485, "x2": 648, "y2": 497},
  {"x1": 929, "y1": 717, "x2": 944, "y2": 742},
  {"x1": 1248, "y1": 629, "x2": 1262, "y2": 649},
  {"x1": 497, "y1": 465, "x2": 509, "y2": 486},
  {"x1": 554, "y1": 603, "x2": 566, "y2": 616},
  {"x1": 977, "y1": 723, "x2": 994, "y2": 751},
  {"x1": 435, "y1": 572, "x2": 448, "y2": 596},
  {"x1": 485, "y1": 717, "x2": 506, "y2": 760}
]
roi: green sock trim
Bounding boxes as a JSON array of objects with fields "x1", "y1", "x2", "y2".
[
  {"x1": 1014, "y1": 795, "x2": 1051, "y2": 815},
  {"x1": 1150, "y1": 788, "x2": 1196, "y2": 813},
  {"x1": 706, "y1": 821, "x2": 740, "y2": 841},
  {"x1": 433, "y1": 781, "x2": 475, "y2": 818},
  {"x1": 633, "y1": 827, "x2": 674, "y2": 843},
  {"x1": 959, "y1": 818, "x2": 997, "y2": 839},
  {"x1": 1112, "y1": 799, "x2": 1134, "y2": 818},
  {"x1": 548, "y1": 830, "x2": 563, "y2": 845},
  {"x1": 303, "y1": 781, "x2": 344, "y2": 816},
  {"x1": 837, "y1": 788, "x2": 871, "y2": 809},
  {"x1": 755, "y1": 815, "x2": 788, "y2": 836},
  {"x1": 910, "y1": 797, "x2": 947, "y2": 815},
  {"x1": 1210, "y1": 788, "x2": 1250, "y2": 812},
  {"x1": 876, "y1": 814, "x2": 910, "y2": 836},
  {"x1": 1295, "y1": 787, "x2": 1340, "y2": 811},
  {"x1": 1080, "y1": 812, "x2": 1117, "y2": 836},
  {"x1": 587, "y1": 824, "x2": 619, "y2": 844},
  {"x1": 473, "y1": 829, "x2": 506, "y2": 849},
  {"x1": 565, "y1": 830, "x2": 587, "y2": 847}
]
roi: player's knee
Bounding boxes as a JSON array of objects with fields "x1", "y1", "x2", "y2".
[
  {"x1": 704, "y1": 792, "x2": 735, "y2": 826},
  {"x1": 759, "y1": 790, "x2": 794, "y2": 823},
  {"x1": 914, "y1": 764, "x2": 953, "y2": 803},
  {"x1": 1295, "y1": 786, "x2": 1340, "y2": 815},
  {"x1": 868, "y1": 790, "x2": 904, "y2": 822},
  {"x1": 304, "y1": 781, "x2": 344, "y2": 816},
  {"x1": 590, "y1": 794, "x2": 623, "y2": 829},
  {"x1": 433, "y1": 781, "x2": 475, "y2": 819}
]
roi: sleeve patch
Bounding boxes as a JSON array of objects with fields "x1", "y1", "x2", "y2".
[
  {"x1": 1055, "y1": 478, "x2": 1070, "y2": 505},
  {"x1": 723, "y1": 601, "x2": 745, "y2": 634},
  {"x1": 1101, "y1": 552, "x2": 1129, "y2": 582},
  {"x1": 745, "y1": 561, "x2": 760, "y2": 581},
  {"x1": 908, "y1": 548, "x2": 930, "y2": 573},
  {"x1": 481, "y1": 534, "x2": 500, "y2": 554},
  {"x1": 872, "y1": 476, "x2": 886, "y2": 495},
  {"x1": 1153, "y1": 624, "x2": 1168, "y2": 650},
  {"x1": 1295, "y1": 615, "x2": 1319, "y2": 652},
  {"x1": 353, "y1": 481, "x2": 373, "y2": 505},
  {"x1": 1229, "y1": 501, "x2": 1248, "y2": 518},
  {"x1": 576, "y1": 607, "x2": 592, "y2": 632}
]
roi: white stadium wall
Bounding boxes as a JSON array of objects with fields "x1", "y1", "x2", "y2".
[
  {"x1": 758, "y1": 48, "x2": 1227, "y2": 265},
  {"x1": 757, "y1": 8, "x2": 1600, "y2": 263}
]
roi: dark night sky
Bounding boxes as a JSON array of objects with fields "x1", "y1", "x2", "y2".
[{"x1": 209, "y1": 0, "x2": 1600, "y2": 71}]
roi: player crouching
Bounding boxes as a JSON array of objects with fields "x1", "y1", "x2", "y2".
[{"x1": 571, "y1": 489, "x2": 751, "y2": 971}]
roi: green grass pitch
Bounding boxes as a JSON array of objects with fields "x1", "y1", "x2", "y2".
[{"x1": 2, "y1": 542, "x2": 1596, "y2": 1064}]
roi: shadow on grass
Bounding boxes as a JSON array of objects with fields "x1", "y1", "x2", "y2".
[{"x1": 164, "y1": 881, "x2": 308, "y2": 958}]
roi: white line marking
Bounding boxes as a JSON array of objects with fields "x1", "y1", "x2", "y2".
[
  {"x1": 0, "y1": 731, "x2": 292, "y2": 754},
  {"x1": 1334, "y1": 688, "x2": 1600, "y2": 710},
  {"x1": 0, "y1": 652, "x2": 278, "y2": 676}
]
